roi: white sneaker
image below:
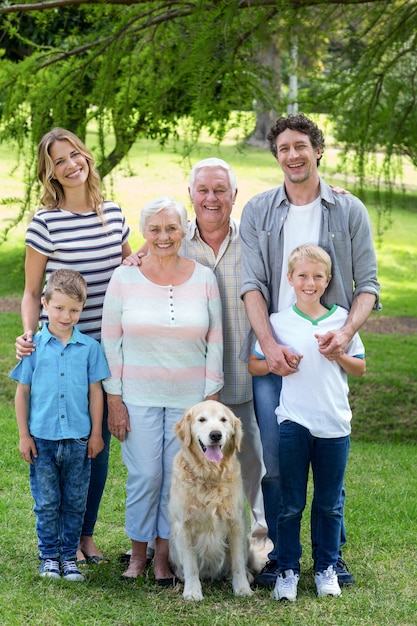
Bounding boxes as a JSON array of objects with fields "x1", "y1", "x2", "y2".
[
  {"x1": 315, "y1": 565, "x2": 342, "y2": 597},
  {"x1": 62, "y1": 560, "x2": 85, "y2": 582},
  {"x1": 39, "y1": 558, "x2": 61, "y2": 579},
  {"x1": 273, "y1": 569, "x2": 299, "y2": 601}
]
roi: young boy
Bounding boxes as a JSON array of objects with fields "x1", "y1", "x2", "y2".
[
  {"x1": 10, "y1": 269, "x2": 110, "y2": 581},
  {"x1": 248, "y1": 245, "x2": 365, "y2": 602}
]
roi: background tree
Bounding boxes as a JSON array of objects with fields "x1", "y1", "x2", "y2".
[{"x1": 0, "y1": 0, "x2": 415, "y2": 228}]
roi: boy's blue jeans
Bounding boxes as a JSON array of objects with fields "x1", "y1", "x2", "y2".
[
  {"x1": 30, "y1": 437, "x2": 91, "y2": 561},
  {"x1": 253, "y1": 373, "x2": 347, "y2": 563},
  {"x1": 277, "y1": 420, "x2": 350, "y2": 574}
]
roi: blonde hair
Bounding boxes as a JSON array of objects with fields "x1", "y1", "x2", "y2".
[
  {"x1": 44, "y1": 269, "x2": 87, "y2": 304},
  {"x1": 288, "y1": 244, "x2": 332, "y2": 277},
  {"x1": 37, "y1": 128, "x2": 104, "y2": 214}
]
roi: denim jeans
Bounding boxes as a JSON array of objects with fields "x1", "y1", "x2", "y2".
[
  {"x1": 252, "y1": 372, "x2": 282, "y2": 560},
  {"x1": 277, "y1": 420, "x2": 350, "y2": 573},
  {"x1": 30, "y1": 437, "x2": 91, "y2": 561},
  {"x1": 81, "y1": 390, "x2": 110, "y2": 537}
]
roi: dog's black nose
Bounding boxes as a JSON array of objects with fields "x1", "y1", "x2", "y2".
[{"x1": 209, "y1": 430, "x2": 222, "y2": 443}]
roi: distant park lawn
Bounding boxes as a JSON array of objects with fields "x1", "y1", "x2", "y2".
[{"x1": 0, "y1": 133, "x2": 416, "y2": 625}]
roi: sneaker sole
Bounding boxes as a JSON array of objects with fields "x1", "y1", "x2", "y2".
[
  {"x1": 63, "y1": 574, "x2": 85, "y2": 582},
  {"x1": 317, "y1": 589, "x2": 342, "y2": 598},
  {"x1": 40, "y1": 572, "x2": 61, "y2": 580}
]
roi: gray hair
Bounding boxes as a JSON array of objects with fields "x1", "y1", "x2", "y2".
[
  {"x1": 140, "y1": 196, "x2": 188, "y2": 234},
  {"x1": 189, "y1": 158, "x2": 237, "y2": 198}
]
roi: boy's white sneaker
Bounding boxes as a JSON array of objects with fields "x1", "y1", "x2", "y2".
[
  {"x1": 62, "y1": 560, "x2": 85, "y2": 582},
  {"x1": 39, "y1": 558, "x2": 61, "y2": 579},
  {"x1": 315, "y1": 565, "x2": 342, "y2": 597},
  {"x1": 273, "y1": 569, "x2": 299, "y2": 601}
]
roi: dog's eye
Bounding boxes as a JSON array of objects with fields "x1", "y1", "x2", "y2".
[
  {"x1": 220, "y1": 417, "x2": 227, "y2": 423},
  {"x1": 198, "y1": 417, "x2": 207, "y2": 423}
]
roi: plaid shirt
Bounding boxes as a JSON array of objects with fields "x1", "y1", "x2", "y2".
[{"x1": 181, "y1": 218, "x2": 252, "y2": 405}]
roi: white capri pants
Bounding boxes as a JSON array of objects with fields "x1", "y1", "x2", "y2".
[{"x1": 122, "y1": 404, "x2": 183, "y2": 542}]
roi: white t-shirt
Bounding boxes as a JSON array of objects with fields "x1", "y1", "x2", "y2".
[
  {"x1": 278, "y1": 198, "x2": 321, "y2": 311},
  {"x1": 254, "y1": 304, "x2": 365, "y2": 438}
]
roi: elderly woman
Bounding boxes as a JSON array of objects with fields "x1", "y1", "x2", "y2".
[{"x1": 101, "y1": 196, "x2": 223, "y2": 585}]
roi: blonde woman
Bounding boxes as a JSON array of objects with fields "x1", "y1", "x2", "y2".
[{"x1": 16, "y1": 128, "x2": 132, "y2": 564}]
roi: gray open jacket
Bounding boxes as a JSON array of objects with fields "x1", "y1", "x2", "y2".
[{"x1": 239, "y1": 178, "x2": 380, "y2": 361}]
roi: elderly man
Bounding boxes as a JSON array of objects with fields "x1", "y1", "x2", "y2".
[
  {"x1": 240, "y1": 113, "x2": 380, "y2": 588},
  {"x1": 184, "y1": 158, "x2": 269, "y2": 548},
  {"x1": 123, "y1": 158, "x2": 269, "y2": 555}
]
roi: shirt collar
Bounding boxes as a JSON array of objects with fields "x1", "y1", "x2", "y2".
[
  {"x1": 40, "y1": 322, "x2": 89, "y2": 345},
  {"x1": 188, "y1": 217, "x2": 235, "y2": 241},
  {"x1": 277, "y1": 176, "x2": 335, "y2": 208}
]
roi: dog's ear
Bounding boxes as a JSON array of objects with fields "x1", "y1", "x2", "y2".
[
  {"x1": 232, "y1": 415, "x2": 243, "y2": 452},
  {"x1": 174, "y1": 408, "x2": 193, "y2": 447}
]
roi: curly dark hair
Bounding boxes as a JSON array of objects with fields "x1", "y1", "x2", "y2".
[{"x1": 267, "y1": 114, "x2": 325, "y2": 166}]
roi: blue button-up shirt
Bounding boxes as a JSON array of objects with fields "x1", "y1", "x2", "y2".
[{"x1": 10, "y1": 323, "x2": 110, "y2": 440}]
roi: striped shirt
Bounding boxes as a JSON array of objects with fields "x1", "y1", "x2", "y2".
[
  {"x1": 25, "y1": 201, "x2": 130, "y2": 340},
  {"x1": 101, "y1": 262, "x2": 224, "y2": 408},
  {"x1": 181, "y1": 218, "x2": 252, "y2": 405}
]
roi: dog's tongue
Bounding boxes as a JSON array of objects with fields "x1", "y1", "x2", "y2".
[{"x1": 204, "y1": 445, "x2": 223, "y2": 463}]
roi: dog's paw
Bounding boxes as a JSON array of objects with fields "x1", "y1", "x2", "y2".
[
  {"x1": 233, "y1": 578, "x2": 254, "y2": 598},
  {"x1": 234, "y1": 585, "x2": 254, "y2": 598},
  {"x1": 183, "y1": 581, "x2": 204, "y2": 601}
]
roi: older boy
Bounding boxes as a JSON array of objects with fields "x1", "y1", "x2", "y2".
[{"x1": 249, "y1": 245, "x2": 365, "y2": 601}]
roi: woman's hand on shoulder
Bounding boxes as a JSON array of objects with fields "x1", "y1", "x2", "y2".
[{"x1": 15, "y1": 331, "x2": 36, "y2": 360}]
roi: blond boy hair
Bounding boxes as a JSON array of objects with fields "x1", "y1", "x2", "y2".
[
  {"x1": 287, "y1": 244, "x2": 332, "y2": 278},
  {"x1": 44, "y1": 269, "x2": 87, "y2": 304}
]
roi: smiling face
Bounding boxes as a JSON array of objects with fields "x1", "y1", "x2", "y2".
[
  {"x1": 49, "y1": 139, "x2": 89, "y2": 191},
  {"x1": 42, "y1": 291, "x2": 84, "y2": 341},
  {"x1": 288, "y1": 259, "x2": 331, "y2": 307},
  {"x1": 275, "y1": 128, "x2": 322, "y2": 185},
  {"x1": 189, "y1": 167, "x2": 237, "y2": 232},
  {"x1": 143, "y1": 208, "x2": 185, "y2": 258}
]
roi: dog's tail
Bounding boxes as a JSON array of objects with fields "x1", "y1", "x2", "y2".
[{"x1": 247, "y1": 535, "x2": 274, "y2": 577}]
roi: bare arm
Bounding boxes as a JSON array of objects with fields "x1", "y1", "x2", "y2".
[
  {"x1": 121, "y1": 240, "x2": 132, "y2": 260},
  {"x1": 317, "y1": 292, "x2": 376, "y2": 359},
  {"x1": 243, "y1": 290, "x2": 301, "y2": 376},
  {"x1": 15, "y1": 383, "x2": 38, "y2": 464},
  {"x1": 248, "y1": 353, "x2": 270, "y2": 377},
  {"x1": 16, "y1": 247, "x2": 48, "y2": 358},
  {"x1": 87, "y1": 382, "x2": 105, "y2": 458},
  {"x1": 335, "y1": 354, "x2": 366, "y2": 377}
]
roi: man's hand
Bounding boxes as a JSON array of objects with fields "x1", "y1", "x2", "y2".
[
  {"x1": 263, "y1": 340, "x2": 303, "y2": 376},
  {"x1": 315, "y1": 329, "x2": 350, "y2": 360}
]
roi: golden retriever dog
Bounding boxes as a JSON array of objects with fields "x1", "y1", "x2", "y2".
[{"x1": 169, "y1": 400, "x2": 255, "y2": 601}]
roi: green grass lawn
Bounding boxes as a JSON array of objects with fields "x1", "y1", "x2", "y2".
[{"x1": 0, "y1": 134, "x2": 416, "y2": 625}]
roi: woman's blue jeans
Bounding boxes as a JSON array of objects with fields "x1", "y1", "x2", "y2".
[
  {"x1": 30, "y1": 437, "x2": 91, "y2": 561},
  {"x1": 277, "y1": 420, "x2": 350, "y2": 573},
  {"x1": 81, "y1": 390, "x2": 110, "y2": 537}
]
